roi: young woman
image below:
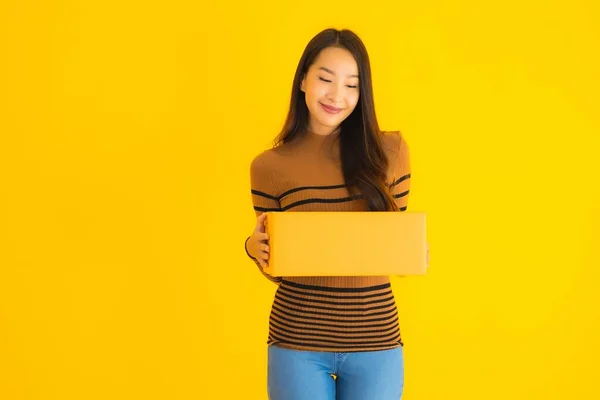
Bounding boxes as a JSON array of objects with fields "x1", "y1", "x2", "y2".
[{"x1": 245, "y1": 28, "x2": 413, "y2": 400}]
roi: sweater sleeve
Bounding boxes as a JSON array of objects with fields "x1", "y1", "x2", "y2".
[
  {"x1": 386, "y1": 132, "x2": 414, "y2": 278},
  {"x1": 248, "y1": 153, "x2": 282, "y2": 285},
  {"x1": 387, "y1": 131, "x2": 411, "y2": 211}
]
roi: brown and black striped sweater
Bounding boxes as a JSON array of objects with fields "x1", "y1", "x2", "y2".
[{"x1": 247, "y1": 129, "x2": 411, "y2": 353}]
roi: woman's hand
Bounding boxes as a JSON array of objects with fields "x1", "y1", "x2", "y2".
[{"x1": 246, "y1": 213, "x2": 270, "y2": 268}]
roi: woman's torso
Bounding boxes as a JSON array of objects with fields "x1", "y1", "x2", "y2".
[{"x1": 259, "y1": 131, "x2": 402, "y2": 352}]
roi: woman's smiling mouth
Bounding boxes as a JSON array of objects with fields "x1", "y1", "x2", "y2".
[{"x1": 319, "y1": 103, "x2": 344, "y2": 114}]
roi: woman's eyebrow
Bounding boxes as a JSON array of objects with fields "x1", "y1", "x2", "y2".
[{"x1": 318, "y1": 66, "x2": 359, "y2": 78}]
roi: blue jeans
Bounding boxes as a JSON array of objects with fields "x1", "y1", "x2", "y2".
[{"x1": 267, "y1": 345, "x2": 404, "y2": 400}]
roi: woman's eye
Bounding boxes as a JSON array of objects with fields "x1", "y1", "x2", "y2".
[{"x1": 318, "y1": 76, "x2": 357, "y2": 88}]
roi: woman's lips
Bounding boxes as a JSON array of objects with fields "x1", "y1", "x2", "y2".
[{"x1": 319, "y1": 103, "x2": 344, "y2": 114}]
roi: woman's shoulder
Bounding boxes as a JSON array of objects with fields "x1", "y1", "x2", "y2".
[
  {"x1": 381, "y1": 130, "x2": 406, "y2": 154},
  {"x1": 250, "y1": 146, "x2": 289, "y2": 172}
]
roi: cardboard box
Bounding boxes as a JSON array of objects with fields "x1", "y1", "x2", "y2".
[{"x1": 263, "y1": 211, "x2": 427, "y2": 277}]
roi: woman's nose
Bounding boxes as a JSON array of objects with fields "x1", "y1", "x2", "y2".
[{"x1": 327, "y1": 86, "x2": 344, "y2": 104}]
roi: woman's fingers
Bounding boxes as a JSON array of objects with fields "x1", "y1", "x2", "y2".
[
  {"x1": 255, "y1": 213, "x2": 267, "y2": 232},
  {"x1": 250, "y1": 219, "x2": 270, "y2": 267},
  {"x1": 258, "y1": 254, "x2": 269, "y2": 267}
]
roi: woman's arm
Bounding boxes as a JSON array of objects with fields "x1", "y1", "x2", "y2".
[
  {"x1": 246, "y1": 153, "x2": 282, "y2": 285},
  {"x1": 388, "y1": 131, "x2": 411, "y2": 211},
  {"x1": 386, "y1": 131, "x2": 423, "y2": 277}
]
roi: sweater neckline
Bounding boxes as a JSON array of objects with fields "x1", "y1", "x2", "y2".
[
  {"x1": 305, "y1": 127, "x2": 341, "y2": 143},
  {"x1": 297, "y1": 128, "x2": 341, "y2": 161}
]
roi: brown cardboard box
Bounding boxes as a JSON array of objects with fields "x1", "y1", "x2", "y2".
[{"x1": 263, "y1": 211, "x2": 427, "y2": 277}]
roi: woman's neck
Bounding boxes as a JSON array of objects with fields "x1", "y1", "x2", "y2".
[
  {"x1": 292, "y1": 126, "x2": 341, "y2": 160},
  {"x1": 306, "y1": 123, "x2": 341, "y2": 138},
  {"x1": 305, "y1": 125, "x2": 341, "y2": 142}
]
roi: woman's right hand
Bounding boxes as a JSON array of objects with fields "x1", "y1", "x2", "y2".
[{"x1": 246, "y1": 213, "x2": 270, "y2": 267}]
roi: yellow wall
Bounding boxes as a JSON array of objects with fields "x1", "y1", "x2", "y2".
[{"x1": 1, "y1": 1, "x2": 598, "y2": 399}]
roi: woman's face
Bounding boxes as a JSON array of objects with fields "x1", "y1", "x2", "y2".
[{"x1": 301, "y1": 46, "x2": 360, "y2": 135}]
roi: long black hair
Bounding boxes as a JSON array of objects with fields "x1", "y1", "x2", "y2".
[{"x1": 273, "y1": 28, "x2": 397, "y2": 211}]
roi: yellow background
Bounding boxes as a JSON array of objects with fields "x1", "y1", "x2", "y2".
[{"x1": 1, "y1": 1, "x2": 598, "y2": 399}]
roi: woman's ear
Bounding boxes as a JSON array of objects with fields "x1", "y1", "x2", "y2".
[{"x1": 300, "y1": 74, "x2": 306, "y2": 92}]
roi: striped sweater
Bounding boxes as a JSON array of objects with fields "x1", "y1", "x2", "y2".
[{"x1": 247, "y1": 129, "x2": 411, "y2": 352}]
